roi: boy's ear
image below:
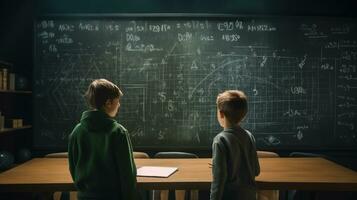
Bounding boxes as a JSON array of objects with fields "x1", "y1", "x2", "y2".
[
  {"x1": 104, "y1": 99, "x2": 112, "y2": 107},
  {"x1": 218, "y1": 110, "x2": 225, "y2": 119}
]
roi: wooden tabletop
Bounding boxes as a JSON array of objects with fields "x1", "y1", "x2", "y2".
[
  {"x1": 0, "y1": 157, "x2": 356, "y2": 192},
  {"x1": 255, "y1": 157, "x2": 357, "y2": 191}
]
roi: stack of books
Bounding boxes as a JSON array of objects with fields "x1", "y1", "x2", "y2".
[
  {"x1": 0, "y1": 60, "x2": 26, "y2": 130},
  {"x1": 0, "y1": 68, "x2": 16, "y2": 91},
  {"x1": 0, "y1": 60, "x2": 15, "y2": 91}
]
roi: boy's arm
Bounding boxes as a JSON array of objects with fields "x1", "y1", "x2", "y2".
[
  {"x1": 114, "y1": 129, "x2": 137, "y2": 200},
  {"x1": 67, "y1": 132, "x2": 77, "y2": 180},
  {"x1": 253, "y1": 148, "x2": 260, "y2": 176},
  {"x1": 250, "y1": 133, "x2": 260, "y2": 176},
  {"x1": 126, "y1": 129, "x2": 137, "y2": 177},
  {"x1": 210, "y1": 140, "x2": 227, "y2": 200},
  {"x1": 254, "y1": 149, "x2": 260, "y2": 176}
]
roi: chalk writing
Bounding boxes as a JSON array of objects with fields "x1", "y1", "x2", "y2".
[{"x1": 34, "y1": 16, "x2": 357, "y2": 149}]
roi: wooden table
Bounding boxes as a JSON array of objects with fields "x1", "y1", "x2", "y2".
[{"x1": 0, "y1": 157, "x2": 356, "y2": 192}]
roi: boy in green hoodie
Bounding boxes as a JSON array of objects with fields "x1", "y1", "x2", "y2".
[{"x1": 68, "y1": 79, "x2": 137, "y2": 200}]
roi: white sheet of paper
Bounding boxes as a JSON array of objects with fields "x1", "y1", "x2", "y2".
[{"x1": 137, "y1": 166, "x2": 178, "y2": 178}]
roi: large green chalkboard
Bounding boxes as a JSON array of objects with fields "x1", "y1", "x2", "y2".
[{"x1": 34, "y1": 15, "x2": 357, "y2": 150}]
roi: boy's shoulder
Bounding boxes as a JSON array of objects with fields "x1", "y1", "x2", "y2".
[
  {"x1": 213, "y1": 127, "x2": 253, "y2": 143},
  {"x1": 244, "y1": 129, "x2": 253, "y2": 137},
  {"x1": 212, "y1": 130, "x2": 228, "y2": 144},
  {"x1": 112, "y1": 122, "x2": 128, "y2": 135},
  {"x1": 69, "y1": 123, "x2": 83, "y2": 135}
]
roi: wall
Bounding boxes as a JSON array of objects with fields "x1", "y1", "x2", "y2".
[
  {"x1": 1, "y1": 0, "x2": 356, "y2": 171},
  {"x1": 0, "y1": 0, "x2": 34, "y2": 161},
  {"x1": 35, "y1": 0, "x2": 356, "y2": 17}
]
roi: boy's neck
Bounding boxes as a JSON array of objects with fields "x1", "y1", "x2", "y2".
[{"x1": 222, "y1": 120, "x2": 240, "y2": 129}]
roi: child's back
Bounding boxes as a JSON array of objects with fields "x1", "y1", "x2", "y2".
[
  {"x1": 68, "y1": 79, "x2": 137, "y2": 200},
  {"x1": 210, "y1": 90, "x2": 260, "y2": 200},
  {"x1": 211, "y1": 126, "x2": 260, "y2": 200}
]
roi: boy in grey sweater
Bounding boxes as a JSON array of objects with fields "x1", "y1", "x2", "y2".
[{"x1": 210, "y1": 90, "x2": 260, "y2": 200}]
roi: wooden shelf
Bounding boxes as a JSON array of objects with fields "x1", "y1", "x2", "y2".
[
  {"x1": 0, "y1": 125, "x2": 32, "y2": 134},
  {"x1": 0, "y1": 90, "x2": 32, "y2": 94}
]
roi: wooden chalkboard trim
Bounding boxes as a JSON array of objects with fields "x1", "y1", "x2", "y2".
[{"x1": 36, "y1": 13, "x2": 357, "y2": 21}]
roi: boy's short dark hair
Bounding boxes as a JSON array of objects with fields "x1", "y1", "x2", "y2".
[
  {"x1": 216, "y1": 90, "x2": 248, "y2": 124},
  {"x1": 85, "y1": 79, "x2": 123, "y2": 109}
]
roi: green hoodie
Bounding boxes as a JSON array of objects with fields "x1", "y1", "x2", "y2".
[{"x1": 68, "y1": 110, "x2": 137, "y2": 200}]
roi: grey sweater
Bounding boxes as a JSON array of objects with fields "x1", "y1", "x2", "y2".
[{"x1": 210, "y1": 126, "x2": 260, "y2": 200}]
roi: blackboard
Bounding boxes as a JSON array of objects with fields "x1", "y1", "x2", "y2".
[{"x1": 34, "y1": 15, "x2": 357, "y2": 150}]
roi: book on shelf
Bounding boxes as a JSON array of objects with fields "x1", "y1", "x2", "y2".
[
  {"x1": 2, "y1": 68, "x2": 8, "y2": 90},
  {"x1": 5, "y1": 118, "x2": 24, "y2": 128},
  {"x1": 0, "y1": 113, "x2": 4, "y2": 130},
  {"x1": 0, "y1": 69, "x2": 3, "y2": 89},
  {"x1": 9, "y1": 73, "x2": 15, "y2": 91}
]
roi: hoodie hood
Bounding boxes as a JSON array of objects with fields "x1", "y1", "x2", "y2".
[{"x1": 80, "y1": 110, "x2": 116, "y2": 132}]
